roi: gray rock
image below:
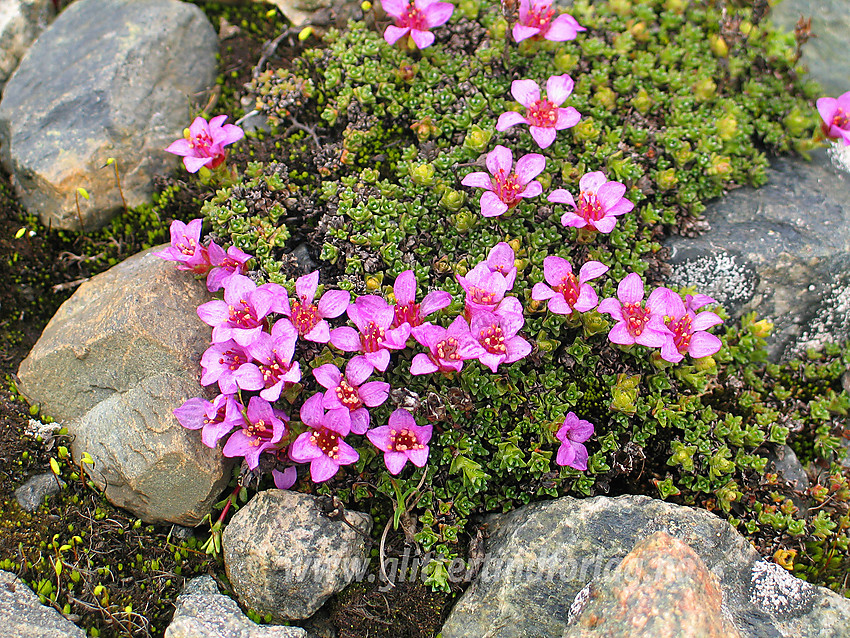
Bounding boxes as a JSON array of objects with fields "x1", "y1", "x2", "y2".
[
  {"x1": 0, "y1": 570, "x2": 86, "y2": 638},
  {"x1": 0, "y1": 0, "x2": 218, "y2": 231},
  {"x1": 440, "y1": 494, "x2": 850, "y2": 638},
  {"x1": 17, "y1": 247, "x2": 231, "y2": 525},
  {"x1": 165, "y1": 576, "x2": 307, "y2": 638},
  {"x1": 772, "y1": 0, "x2": 850, "y2": 97},
  {"x1": 763, "y1": 444, "x2": 810, "y2": 495},
  {"x1": 563, "y1": 532, "x2": 740, "y2": 638},
  {"x1": 14, "y1": 472, "x2": 64, "y2": 512},
  {"x1": 223, "y1": 490, "x2": 372, "y2": 621},
  {"x1": 0, "y1": 0, "x2": 54, "y2": 88},
  {"x1": 664, "y1": 151, "x2": 850, "y2": 361}
]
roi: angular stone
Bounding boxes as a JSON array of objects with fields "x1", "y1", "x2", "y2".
[
  {"x1": 14, "y1": 472, "x2": 64, "y2": 513},
  {"x1": 0, "y1": 0, "x2": 54, "y2": 88},
  {"x1": 0, "y1": 570, "x2": 86, "y2": 638},
  {"x1": 223, "y1": 490, "x2": 372, "y2": 621},
  {"x1": 440, "y1": 495, "x2": 850, "y2": 638},
  {"x1": 165, "y1": 576, "x2": 307, "y2": 638},
  {"x1": 663, "y1": 152, "x2": 850, "y2": 361},
  {"x1": 0, "y1": 0, "x2": 217, "y2": 231},
  {"x1": 17, "y1": 247, "x2": 231, "y2": 525},
  {"x1": 564, "y1": 532, "x2": 740, "y2": 638}
]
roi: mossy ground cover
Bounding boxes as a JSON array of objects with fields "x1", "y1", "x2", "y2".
[{"x1": 0, "y1": 0, "x2": 848, "y2": 636}]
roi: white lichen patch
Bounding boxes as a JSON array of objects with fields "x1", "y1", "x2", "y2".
[
  {"x1": 567, "y1": 582, "x2": 592, "y2": 625},
  {"x1": 23, "y1": 418, "x2": 61, "y2": 443},
  {"x1": 786, "y1": 275, "x2": 850, "y2": 358},
  {"x1": 668, "y1": 252, "x2": 756, "y2": 308},
  {"x1": 827, "y1": 141, "x2": 850, "y2": 176},
  {"x1": 749, "y1": 559, "x2": 815, "y2": 618}
]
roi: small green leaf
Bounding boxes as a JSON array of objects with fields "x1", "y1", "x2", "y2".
[
  {"x1": 49, "y1": 458, "x2": 61, "y2": 475},
  {"x1": 14, "y1": 227, "x2": 26, "y2": 239},
  {"x1": 76, "y1": 187, "x2": 89, "y2": 200}
]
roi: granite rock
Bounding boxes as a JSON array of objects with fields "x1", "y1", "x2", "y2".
[
  {"x1": 165, "y1": 576, "x2": 307, "y2": 638},
  {"x1": 0, "y1": 570, "x2": 86, "y2": 638},
  {"x1": 223, "y1": 490, "x2": 372, "y2": 621},
  {"x1": 14, "y1": 472, "x2": 64, "y2": 513},
  {"x1": 0, "y1": 0, "x2": 54, "y2": 89},
  {"x1": 0, "y1": 0, "x2": 218, "y2": 231},
  {"x1": 440, "y1": 495, "x2": 850, "y2": 638}
]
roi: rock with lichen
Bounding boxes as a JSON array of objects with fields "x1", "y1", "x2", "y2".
[
  {"x1": 0, "y1": 570, "x2": 86, "y2": 638},
  {"x1": 440, "y1": 495, "x2": 850, "y2": 638},
  {"x1": 0, "y1": 0, "x2": 54, "y2": 89},
  {"x1": 222, "y1": 490, "x2": 372, "y2": 621}
]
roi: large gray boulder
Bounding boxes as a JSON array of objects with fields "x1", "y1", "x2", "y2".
[
  {"x1": 17, "y1": 247, "x2": 231, "y2": 525},
  {"x1": 0, "y1": 0, "x2": 218, "y2": 231},
  {"x1": 664, "y1": 151, "x2": 850, "y2": 361},
  {"x1": 0, "y1": 0, "x2": 54, "y2": 89},
  {"x1": 0, "y1": 570, "x2": 86, "y2": 638},
  {"x1": 165, "y1": 576, "x2": 307, "y2": 638},
  {"x1": 440, "y1": 495, "x2": 850, "y2": 638},
  {"x1": 223, "y1": 490, "x2": 373, "y2": 621}
]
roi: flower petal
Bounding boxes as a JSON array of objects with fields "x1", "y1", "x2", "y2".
[
  {"x1": 511, "y1": 79, "x2": 541, "y2": 107},
  {"x1": 487, "y1": 145, "x2": 513, "y2": 175},
  {"x1": 318, "y1": 289, "x2": 350, "y2": 318},
  {"x1": 496, "y1": 111, "x2": 528, "y2": 131},
  {"x1": 617, "y1": 272, "x2": 644, "y2": 304},
  {"x1": 548, "y1": 188, "x2": 576, "y2": 207},
  {"x1": 546, "y1": 74, "x2": 574, "y2": 106},
  {"x1": 514, "y1": 153, "x2": 546, "y2": 184},
  {"x1": 480, "y1": 191, "x2": 509, "y2": 217},
  {"x1": 529, "y1": 125, "x2": 557, "y2": 149},
  {"x1": 410, "y1": 28, "x2": 435, "y2": 49},
  {"x1": 423, "y1": 1, "x2": 453, "y2": 27},
  {"x1": 384, "y1": 24, "x2": 410, "y2": 44}
]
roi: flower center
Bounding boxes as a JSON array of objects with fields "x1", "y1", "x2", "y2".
[
  {"x1": 362, "y1": 322, "x2": 386, "y2": 353},
  {"x1": 244, "y1": 418, "x2": 270, "y2": 445},
  {"x1": 178, "y1": 237, "x2": 197, "y2": 256},
  {"x1": 578, "y1": 191, "x2": 606, "y2": 222},
  {"x1": 335, "y1": 379, "x2": 363, "y2": 410},
  {"x1": 492, "y1": 170, "x2": 523, "y2": 208},
  {"x1": 555, "y1": 272, "x2": 581, "y2": 307},
  {"x1": 389, "y1": 428, "x2": 424, "y2": 452},
  {"x1": 833, "y1": 108, "x2": 849, "y2": 129},
  {"x1": 203, "y1": 403, "x2": 228, "y2": 427},
  {"x1": 260, "y1": 353, "x2": 289, "y2": 387},
  {"x1": 393, "y1": 301, "x2": 421, "y2": 328},
  {"x1": 291, "y1": 300, "x2": 320, "y2": 335},
  {"x1": 479, "y1": 325, "x2": 507, "y2": 354},
  {"x1": 468, "y1": 286, "x2": 496, "y2": 306},
  {"x1": 665, "y1": 315, "x2": 693, "y2": 353},
  {"x1": 190, "y1": 131, "x2": 213, "y2": 156},
  {"x1": 436, "y1": 337, "x2": 460, "y2": 361},
  {"x1": 526, "y1": 4, "x2": 556, "y2": 33},
  {"x1": 219, "y1": 348, "x2": 247, "y2": 372},
  {"x1": 311, "y1": 428, "x2": 341, "y2": 459},
  {"x1": 526, "y1": 99, "x2": 558, "y2": 128},
  {"x1": 401, "y1": 4, "x2": 428, "y2": 30},
  {"x1": 228, "y1": 300, "x2": 260, "y2": 329},
  {"x1": 622, "y1": 302, "x2": 650, "y2": 337}
]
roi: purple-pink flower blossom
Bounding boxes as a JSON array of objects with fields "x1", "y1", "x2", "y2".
[
  {"x1": 549, "y1": 172, "x2": 634, "y2": 234},
  {"x1": 597, "y1": 273, "x2": 671, "y2": 348},
  {"x1": 485, "y1": 242, "x2": 518, "y2": 290},
  {"x1": 206, "y1": 242, "x2": 253, "y2": 292},
  {"x1": 461, "y1": 145, "x2": 545, "y2": 218},
  {"x1": 289, "y1": 393, "x2": 358, "y2": 483},
  {"x1": 513, "y1": 0, "x2": 585, "y2": 43},
  {"x1": 531, "y1": 257, "x2": 608, "y2": 315},
  {"x1": 647, "y1": 288, "x2": 723, "y2": 363},
  {"x1": 330, "y1": 295, "x2": 411, "y2": 372},
  {"x1": 314, "y1": 358, "x2": 390, "y2": 435},
  {"x1": 381, "y1": 0, "x2": 453, "y2": 49},
  {"x1": 496, "y1": 75, "x2": 581, "y2": 149},
  {"x1": 165, "y1": 115, "x2": 244, "y2": 173},
  {"x1": 456, "y1": 263, "x2": 510, "y2": 317},
  {"x1": 173, "y1": 393, "x2": 244, "y2": 449},
  {"x1": 281, "y1": 270, "x2": 350, "y2": 343},
  {"x1": 200, "y1": 339, "x2": 264, "y2": 394},
  {"x1": 391, "y1": 270, "x2": 452, "y2": 329},
  {"x1": 221, "y1": 396, "x2": 288, "y2": 470},
  {"x1": 410, "y1": 315, "x2": 483, "y2": 375},
  {"x1": 244, "y1": 319, "x2": 302, "y2": 401},
  {"x1": 469, "y1": 309, "x2": 531, "y2": 372},
  {"x1": 367, "y1": 409, "x2": 432, "y2": 475},
  {"x1": 555, "y1": 412, "x2": 594, "y2": 471},
  {"x1": 152, "y1": 219, "x2": 211, "y2": 274},
  {"x1": 817, "y1": 91, "x2": 850, "y2": 146}
]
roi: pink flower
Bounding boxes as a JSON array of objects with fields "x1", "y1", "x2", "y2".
[
  {"x1": 531, "y1": 257, "x2": 608, "y2": 314},
  {"x1": 597, "y1": 273, "x2": 672, "y2": 348},
  {"x1": 469, "y1": 310, "x2": 531, "y2": 372},
  {"x1": 381, "y1": 0, "x2": 453, "y2": 49},
  {"x1": 367, "y1": 409, "x2": 432, "y2": 475},
  {"x1": 391, "y1": 270, "x2": 452, "y2": 329},
  {"x1": 206, "y1": 242, "x2": 253, "y2": 292},
  {"x1": 173, "y1": 393, "x2": 244, "y2": 448},
  {"x1": 549, "y1": 172, "x2": 634, "y2": 234},
  {"x1": 513, "y1": 0, "x2": 585, "y2": 43},
  {"x1": 461, "y1": 145, "x2": 545, "y2": 218},
  {"x1": 272, "y1": 466, "x2": 298, "y2": 490},
  {"x1": 152, "y1": 219, "x2": 211, "y2": 274},
  {"x1": 165, "y1": 115, "x2": 244, "y2": 173},
  {"x1": 289, "y1": 394, "x2": 358, "y2": 483},
  {"x1": 456, "y1": 264, "x2": 509, "y2": 316},
  {"x1": 410, "y1": 315, "x2": 483, "y2": 375},
  {"x1": 280, "y1": 270, "x2": 350, "y2": 343},
  {"x1": 496, "y1": 75, "x2": 581, "y2": 149},
  {"x1": 313, "y1": 358, "x2": 390, "y2": 435},
  {"x1": 196, "y1": 274, "x2": 288, "y2": 346},
  {"x1": 330, "y1": 296, "x2": 411, "y2": 372},
  {"x1": 485, "y1": 242, "x2": 518, "y2": 290},
  {"x1": 222, "y1": 397, "x2": 288, "y2": 470},
  {"x1": 244, "y1": 319, "x2": 302, "y2": 401},
  {"x1": 200, "y1": 339, "x2": 264, "y2": 394},
  {"x1": 817, "y1": 91, "x2": 850, "y2": 145},
  {"x1": 555, "y1": 412, "x2": 594, "y2": 471},
  {"x1": 647, "y1": 288, "x2": 723, "y2": 363}
]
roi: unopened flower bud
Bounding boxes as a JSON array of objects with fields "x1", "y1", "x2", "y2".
[
  {"x1": 463, "y1": 124, "x2": 492, "y2": 152},
  {"x1": 410, "y1": 163, "x2": 435, "y2": 186},
  {"x1": 440, "y1": 188, "x2": 465, "y2": 212}
]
